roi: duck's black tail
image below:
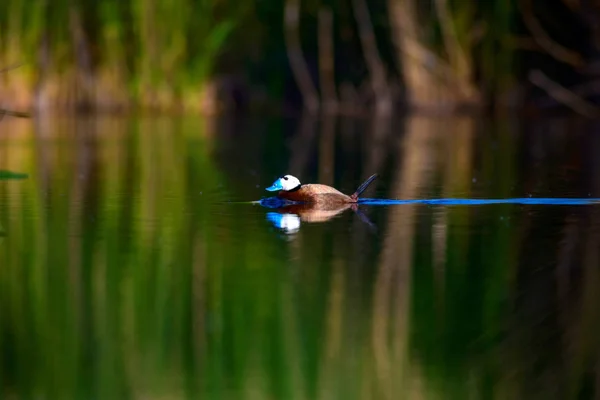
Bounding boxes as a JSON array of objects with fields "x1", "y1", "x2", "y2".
[{"x1": 350, "y1": 174, "x2": 378, "y2": 201}]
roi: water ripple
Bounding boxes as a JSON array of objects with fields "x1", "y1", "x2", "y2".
[{"x1": 358, "y1": 198, "x2": 600, "y2": 206}]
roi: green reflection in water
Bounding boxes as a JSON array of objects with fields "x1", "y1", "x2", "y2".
[
  {"x1": 0, "y1": 170, "x2": 28, "y2": 180},
  {"x1": 0, "y1": 116, "x2": 598, "y2": 400},
  {"x1": 0, "y1": 170, "x2": 26, "y2": 244}
]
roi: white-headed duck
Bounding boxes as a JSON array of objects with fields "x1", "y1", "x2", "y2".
[{"x1": 266, "y1": 174, "x2": 378, "y2": 204}]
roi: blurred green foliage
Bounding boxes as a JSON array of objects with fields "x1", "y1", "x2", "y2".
[
  {"x1": 3, "y1": 0, "x2": 598, "y2": 110},
  {"x1": 0, "y1": 0, "x2": 522, "y2": 109}
]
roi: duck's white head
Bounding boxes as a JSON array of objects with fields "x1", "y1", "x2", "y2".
[{"x1": 266, "y1": 175, "x2": 301, "y2": 192}]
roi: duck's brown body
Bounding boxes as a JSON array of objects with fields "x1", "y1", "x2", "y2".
[
  {"x1": 269, "y1": 173, "x2": 378, "y2": 205},
  {"x1": 276, "y1": 184, "x2": 354, "y2": 204}
]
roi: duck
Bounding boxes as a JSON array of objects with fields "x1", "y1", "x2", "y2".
[{"x1": 265, "y1": 174, "x2": 378, "y2": 204}]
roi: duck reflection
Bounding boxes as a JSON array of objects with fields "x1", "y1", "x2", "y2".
[
  {"x1": 261, "y1": 197, "x2": 374, "y2": 233},
  {"x1": 266, "y1": 213, "x2": 301, "y2": 234}
]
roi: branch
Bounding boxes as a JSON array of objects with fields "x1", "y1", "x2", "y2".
[
  {"x1": 0, "y1": 63, "x2": 30, "y2": 121},
  {"x1": 519, "y1": 0, "x2": 584, "y2": 67},
  {"x1": 284, "y1": 0, "x2": 320, "y2": 113},
  {"x1": 529, "y1": 70, "x2": 599, "y2": 117},
  {"x1": 388, "y1": 2, "x2": 466, "y2": 92},
  {"x1": 394, "y1": 32, "x2": 462, "y2": 91},
  {"x1": 434, "y1": 0, "x2": 470, "y2": 77},
  {"x1": 504, "y1": 35, "x2": 544, "y2": 52},
  {"x1": 0, "y1": 63, "x2": 25, "y2": 74},
  {"x1": 318, "y1": 8, "x2": 338, "y2": 113},
  {"x1": 536, "y1": 78, "x2": 600, "y2": 108},
  {"x1": 560, "y1": 0, "x2": 580, "y2": 12},
  {"x1": 351, "y1": 0, "x2": 392, "y2": 114},
  {"x1": 0, "y1": 109, "x2": 31, "y2": 122}
]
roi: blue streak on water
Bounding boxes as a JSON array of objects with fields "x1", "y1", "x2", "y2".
[
  {"x1": 257, "y1": 196, "x2": 600, "y2": 208},
  {"x1": 358, "y1": 198, "x2": 600, "y2": 206}
]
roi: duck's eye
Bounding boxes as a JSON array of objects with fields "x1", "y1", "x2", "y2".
[{"x1": 283, "y1": 176, "x2": 289, "y2": 180}]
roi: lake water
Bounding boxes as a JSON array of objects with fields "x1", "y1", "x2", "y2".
[{"x1": 0, "y1": 114, "x2": 599, "y2": 399}]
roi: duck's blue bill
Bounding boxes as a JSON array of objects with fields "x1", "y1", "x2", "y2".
[{"x1": 266, "y1": 179, "x2": 283, "y2": 191}]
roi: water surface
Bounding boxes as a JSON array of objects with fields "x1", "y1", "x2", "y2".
[{"x1": 0, "y1": 115, "x2": 599, "y2": 399}]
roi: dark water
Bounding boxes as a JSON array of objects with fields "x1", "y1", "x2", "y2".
[{"x1": 1, "y1": 115, "x2": 600, "y2": 399}]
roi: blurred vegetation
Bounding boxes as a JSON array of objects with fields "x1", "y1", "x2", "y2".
[
  {"x1": 1, "y1": 0, "x2": 600, "y2": 113},
  {"x1": 0, "y1": 115, "x2": 599, "y2": 398}
]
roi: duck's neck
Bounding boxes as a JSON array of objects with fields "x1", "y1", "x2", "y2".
[{"x1": 287, "y1": 184, "x2": 302, "y2": 192}]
